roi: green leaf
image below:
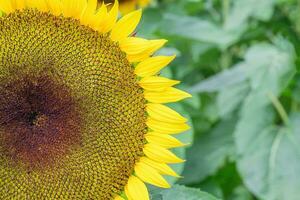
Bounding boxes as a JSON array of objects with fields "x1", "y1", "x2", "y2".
[
  {"x1": 180, "y1": 117, "x2": 236, "y2": 184},
  {"x1": 219, "y1": 38, "x2": 295, "y2": 116},
  {"x1": 225, "y1": 0, "x2": 276, "y2": 30},
  {"x1": 236, "y1": 108, "x2": 300, "y2": 199},
  {"x1": 243, "y1": 38, "x2": 296, "y2": 96},
  {"x1": 234, "y1": 98, "x2": 275, "y2": 198},
  {"x1": 189, "y1": 64, "x2": 247, "y2": 93},
  {"x1": 196, "y1": 178, "x2": 224, "y2": 199},
  {"x1": 156, "y1": 185, "x2": 220, "y2": 200},
  {"x1": 191, "y1": 37, "x2": 295, "y2": 94},
  {"x1": 228, "y1": 186, "x2": 255, "y2": 200},
  {"x1": 217, "y1": 82, "x2": 250, "y2": 117},
  {"x1": 159, "y1": 13, "x2": 242, "y2": 49},
  {"x1": 159, "y1": 0, "x2": 277, "y2": 49},
  {"x1": 234, "y1": 38, "x2": 297, "y2": 199}
]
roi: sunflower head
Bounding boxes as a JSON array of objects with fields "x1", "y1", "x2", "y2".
[{"x1": 0, "y1": 1, "x2": 190, "y2": 199}]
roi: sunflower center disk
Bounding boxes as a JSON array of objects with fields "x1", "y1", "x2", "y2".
[
  {"x1": 0, "y1": 74, "x2": 82, "y2": 169},
  {"x1": 0, "y1": 9, "x2": 146, "y2": 199}
]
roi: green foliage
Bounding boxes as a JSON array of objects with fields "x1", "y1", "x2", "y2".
[
  {"x1": 140, "y1": 0, "x2": 300, "y2": 199},
  {"x1": 151, "y1": 185, "x2": 221, "y2": 200},
  {"x1": 180, "y1": 117, "x2": 236, "y2": 184}
]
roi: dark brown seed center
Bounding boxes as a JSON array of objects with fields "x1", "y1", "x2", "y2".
[{"x1": 0, "y1": 74, "x2": 82, "y2": 170}]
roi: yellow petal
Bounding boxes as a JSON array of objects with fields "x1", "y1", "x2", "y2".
[
  {"x1": 147, "y1": 103, "x2": 187, "y2": 123},
  {"x1": 135, "y1": 161, "x2": 170, "y2": 188},
  {"x1": 146, "y1": 132, "x2": 186, "y2": 148},
  {"x1": 114, "y1": 195, "x2": 125, "y2": 200},
  {"x1": 143, "y1": 143, "x2": 184, "y2": 163},
  {"x1": 135, "y1": 55, "x2": 175, "y2": 77},
  {"x1": 100, "y1": 0, "x2": 119, "y2": 33},
  {"x1": 46, "y1": 0, "x2": 62, "y2": 16},
  {"x1": 129, "y1": 39, "x2": 167, "y2": 62},
  {"x1": 80, "y1": 0, "x2": 97, "y2": 25},
  {"x1": 0, "y1": 0, "x2": 13, "y2": 13},
  {"x1": 111, "y1": 9, "x2": 142, "y2": 42},
  {"x1": 120, "y1": 37, "x2": 150, "y2": 54},
  {"x1": 147, "y1": 118, "x2": 190, "y2": 134},
  {"x1": 12, "y1": 0, "x2": 25, "y2": 10},
  {"x1": 119, "y1": 1, "x2": 136, "y2": 15},
  {"x1": 91, "y1": 4, "x2": 108, "y2": 30},
  {"x1": 138, "y1": 0, "x2": 151, "y2": 7},
  {"x1": 144, "y1": 87, "x2": 191, "y2": 103},
  {"x1": 139, "y1": 76, "x2": 179, "y2": 91},
  {"x1": 125, "y1": 176, "x2": 149, "y2": 200},
  {"x1": 61, "y1": 0, "x2": 87, "y2": 19},
  {"x1": 140, "y1": 40, "x2": 167, "y2": 53},
  {"x1": 139, "y1": 157, "x2": 180, "y2": 177},
  {"x1": 120, "y1": 37, "x2": 167, "y2": 62},
  {"x1": 60, "y1": 0, "x2": 73, "y2": 17},
  {"x1": 26, "y1": 0, "x2": 48, "y2": 12}
]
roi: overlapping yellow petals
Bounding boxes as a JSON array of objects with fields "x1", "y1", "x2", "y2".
[
  {"x1": 0, "y1": 0, "x2": 13, "y2": 13},
  {"x1": 144, "y1": 143, "x2": 185, "y2": 163},
  {"x1": 120, "y1": 37, "x2": 167, "y2": 62},
  {"x1": 111, "y1": 9, "x2": 142, "y2": 42},
  {"x1": 26, "y1": 0, "x2": 48, "y2": 12},
  {"x1": 60, "y1": 0, "x2": 86, "y2": 18},
  {"x1": 80, "y1": 0, "x2": 98, "y2": 26},
  {"x1": 139, "y1": 76, "x2": 179, "y2": 91},
  {"x1": 78, "y1": 0, "x2": 117, "y2": 33},
  {"x1": 1, "y1": 0, "x2": 119, "y2": 34},
  {"x1": 135, "y1": 161, "x2": 170, "y2": 188},
  {"x1": 125, "y1": 176, "x2": 149, "y2": 200},
  {"x1": 147, "y1": 118, "x2": 190, "y2": 134},
  {"x1": 12, "y1": 0, "x2": 25, "y2": 10},
  {"x1": 80, "y1": 0, "x2": 98, "y2": 22},
  {"x1": 145, "y1": 87, "x2": 191, "y2": 103},
  {"x1": 139, "y1": 157, "x2": 180, "y2": 177},
  {"x1": 99, "y1": 0, "x2": 118, "y2": 33},
  {"x1": 147, "y1": 103, "x2": 187, "y2": 123},
  {"x1": 89, "y1": 4, "x2": 108, "y2": 30},
  {"x1": 146, "y1": 132, "x2": 186, "y2": 148},
  {"x1": 135, "y1": 55, "x2": 176, "y2": 77},
  {"x1": 46, "y1": 0, "x2": 62, "y2": 16}
]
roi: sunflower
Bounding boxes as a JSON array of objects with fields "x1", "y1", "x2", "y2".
[
  {"x1": 0, "y1": 0, "x2": 190, "y2": 199},
  {"x1": 101, "y1": 0, "x2": 151, "y2": 14}
]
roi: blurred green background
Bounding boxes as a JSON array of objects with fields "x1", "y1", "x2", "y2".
[{"x1": 139, "y1": 0, "x2": 300, "y2": 199}]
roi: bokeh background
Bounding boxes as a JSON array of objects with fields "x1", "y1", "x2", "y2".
[{"x1": 138, "y1": 0, "x2": 300, "y2": 199}]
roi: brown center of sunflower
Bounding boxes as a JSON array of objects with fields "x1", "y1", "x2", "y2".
[
  {"x1": 0, "y1": 9, "x2": 147, "y2": 199},
  {"x1": 0, "y1": 74, "x2": 82, "y2": 169}
]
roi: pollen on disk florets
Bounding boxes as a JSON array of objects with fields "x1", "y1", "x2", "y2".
[{"x1": 0, "y1": 9, "x2": 147, "y2": 199}]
